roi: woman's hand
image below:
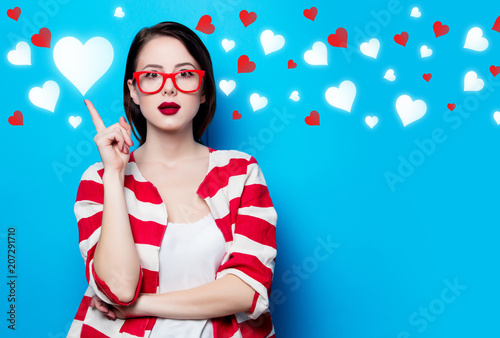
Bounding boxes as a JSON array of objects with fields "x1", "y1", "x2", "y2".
[
  {"x1": 90, "y1": 295, "x2": 117, "y2": 320},
  {"x1": 85, "y1": 99, "x2": 134, "y2": 174},
  {"x1": 90, "y1": 295, "x2": 144, "y2": 320}
]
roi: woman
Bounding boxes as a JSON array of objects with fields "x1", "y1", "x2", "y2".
[{"x1": 67, "y1": 21, "x2": 277, "y2": 337}]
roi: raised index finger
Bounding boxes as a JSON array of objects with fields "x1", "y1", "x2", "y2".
[{"x1": 84, "y1": 99, "x2": 106, "y2": 132}]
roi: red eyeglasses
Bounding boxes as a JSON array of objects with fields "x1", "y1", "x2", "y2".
[{"x1": 132, "y1": 70, "x2": 205, "y2": 94}]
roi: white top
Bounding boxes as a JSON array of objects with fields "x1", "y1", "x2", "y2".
[{"x1": 149, "y1": 213, "x2": 227, "y2": 338}]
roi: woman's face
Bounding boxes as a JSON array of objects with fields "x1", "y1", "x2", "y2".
[{"x1": 127, "y1": 35, "x2": 206, "y2": 137}]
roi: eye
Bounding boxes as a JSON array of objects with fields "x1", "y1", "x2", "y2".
[
  {"x1": 179, "y1": 70, "x2": 195, "y2": 77},
  {"x1": 144, "y1": 72, "x2": 160, "y2": 78}
]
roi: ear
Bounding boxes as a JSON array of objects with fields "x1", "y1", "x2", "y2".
[
  {"x1": 200, "y1": 91, "x2": 206, "y2": 104},
  {"x1": 127, "y1": 79, "x2": 140, "y2": 106}
]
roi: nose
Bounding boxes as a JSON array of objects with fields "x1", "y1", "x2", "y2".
[{"x1": 162, "y1": 75, "x2": 176, "y2": 95}]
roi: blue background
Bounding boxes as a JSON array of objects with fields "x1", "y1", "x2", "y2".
[{"x1": 2, "y1": 0, "x2": 499, "y2": 337}]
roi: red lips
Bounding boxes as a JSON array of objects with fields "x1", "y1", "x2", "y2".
[
  {"x1": 159, "y1": 102, "x2": 180, "y2": 109},
  {"x1": 158, "y1": 102, "x2": 180, "y2": 115}
]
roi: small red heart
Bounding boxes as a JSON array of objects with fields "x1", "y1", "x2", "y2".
[
  {"x1": 394, "y1": 32, "x2": 409, "y2": 46},
  {"x1": 195, "y1": 15, "x2": 215, "y2": 34},
  {"x1": 433, "y1": 21, "x2": 449, "y2": 37},
  {"x1": 288, "y1": 60, "x2": 297, "y2": 69},
  {"x1": 447, "y1": 103, "x2": 456, "y2": 111},
  {"x1": 490, "y1": 65, "x2": 500, "y2": 77},
  {"x1": 303, "y1": 7, "x2": 317, "y2": 21},
  {"x1": 31, "y1": 27, "x2": 51, "y2": 48},
  {"x1": 423, "y1": 73, "x2": 432, "y2": 82},
  {"x1": 305, "y1": 111, "x2": 320, "y2": 126},
  {"x1": 327, "y1": 27, "x2": 348, "y2": 48},
  {"x1": 8, "y1": 111, "x2": 23, "y2": 126},
  {"x1": 237, "y1": 55, "x2": 256, "y2": 73},
  {"x1": 492, "y1": 15, "x2": 500, "y2": 33},
  {"x1": 240, "y1": 10, "x2": 256, "y2": 27},
  {"x1": 7, "y1": 7, "x2": 21, "y2": 21},
  {"x1": 232, "y1": 110, "x2": 242, "y2": 120}
]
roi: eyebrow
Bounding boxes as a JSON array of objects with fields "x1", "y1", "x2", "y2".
[{"x1": 141, "y1": 62, "x2": 197, "y2": 70}]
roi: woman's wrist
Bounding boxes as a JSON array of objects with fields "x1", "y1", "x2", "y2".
[{"x1": 102, "y1": 169, "x2": 125, "y2": 184}]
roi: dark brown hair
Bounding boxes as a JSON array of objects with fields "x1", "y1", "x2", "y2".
[{"x1": 123, "y1": 21, "x2": 216, "y2": 145}]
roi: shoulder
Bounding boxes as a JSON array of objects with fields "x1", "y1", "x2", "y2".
[
  {"x1": 79, "y1": 161, "x2": 105, "y2": 182},
  {"x1": 210, "y1": 148, "x2": 258, "y2": 166}
]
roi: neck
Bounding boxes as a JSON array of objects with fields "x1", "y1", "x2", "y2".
[{"x1": 136, "y1": 122, "x2": 204, "y2": 166}]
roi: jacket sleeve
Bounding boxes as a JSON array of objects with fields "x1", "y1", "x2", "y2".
[
  {"x1": 216, "y1": 156, "x2": 278, "y2": 319},
  {"x1": 74, "y1": 163, "x2": 143, "y2": 306}
]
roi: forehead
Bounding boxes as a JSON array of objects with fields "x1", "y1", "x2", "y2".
[{"x1": 136, "y1": 35, "x2": 200, "y2": 70}]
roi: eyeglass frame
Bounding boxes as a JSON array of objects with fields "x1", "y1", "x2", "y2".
[{"x1": 132, "y1": 70, "x2": 206, "y2": 94}]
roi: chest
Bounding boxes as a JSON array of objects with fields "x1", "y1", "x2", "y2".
[{"x1": 141, "y1": 162, "x2": 211, "y2": 224}]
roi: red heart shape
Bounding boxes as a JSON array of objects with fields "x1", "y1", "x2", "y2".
[
  {"x1": 31, "y1": 27, "x2": 51, "y2": 48},
  {"x1": 8, "y1": 111, "x2": 23, "y2": 126},
  {"x1": 490, "y1": 65, "x2": 500, "y2": 77},
  {"x1": 394, "y1": 32, "x2": 409, "y2": 46},
  {"x1": 327, "y1": 27, "x2": 348, "y2": 48},
  {"x1": 7, "y1": 7, "x2": 21, "y2": 21},
  {"x1": 195, "y1": 15, "x2": 215, "y2": 34},
  {"x1": 303, "y1": 7, "x2": 317, "y2": 21},
  {"x1": 492, "y1": 15, "x2": 500, "y2": 33},
  {"x1": 447, "y1": 103, "x2": 456, "y2": 111},
  {"x1": 433, "y1": 21, "x2": 449, "y2": 37},
  {"x1": 423, "y1": 73, "x2": 432, "y2": 82},
  {"x1": 240, "y1": 10, "x2": 256, "y2": 27},
  {"x1": 237, "y1": 55, "x2": 256, "y2": 73},
  {"x1": 305, "y1": 111, "x2": 320, "y2": 126},
  {"x1": 288, "y1": 60, "x2": 297, "y2": 69},
  {"x1": 232, "y1": 110, "x2": 242, "y2": 120}
]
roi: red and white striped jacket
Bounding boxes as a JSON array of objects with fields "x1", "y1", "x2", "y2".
[{"x1": 67, "y1": 147, "x2": 277, "y2": 337}]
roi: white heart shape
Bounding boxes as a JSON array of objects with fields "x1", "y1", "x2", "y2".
[
  {"x1": 365, "y1": 116, "x2": 379, "y2": 128},
  {"x1": 69, "y1": 116, "x2": 82, "y2": 128},
  {"x1": 396, "y1": 94, "x2": 427, "y2": 127},
  {"x1": 464, "y1": 71, "x2": 484, "y2": 91},
  {"x1": 250, "y1": 93, "x2": 268, "y2": 111},
  {"x1": 464, "y1": 27, "x2": 488, "y2": 52},
  {"x1": 54, "y1": 37, "x2": 114, "y2": 96},
  {"x1": 29, "y1": 80, "x2": 60, "y2": 112},
  {"x1": 8, "y1": 41, "x2": 31, "y2": 65},
  {"x1": 260, "y1": 30, "x2": 285, "y2": 55},
  {"x1": 384, "y1": 69, "x2": 396, "y2": 81},
  {"x1": 221, "y1": 39, "x2": 235, "y2": 52},
  {"x1": 410, "y1": 7, "x2": 421, "y2": 18},
  {"x1": 114, "y1": 7, "x2": 124, "y2": 18},
  {"x1": 219, "y1": 80, "x2": 236, "y2": 96},
  {"x1": 360, "y1": 38, "x2": 380, "y2": 59},
  {"x1": 420, "y1": 45, "x2": 432, "y2": 58},
  {"x1": 325, "y1": 80, "x2": 356, "y2": 113},
  {"x1": 289, "y1": 91, "x2": 300, "y2": 102},
  {"x1": 493, "y1": 111, "x2": 500, "y2": 125},
  {"x1": 304, "y1": 41, "x2": 327, "y2": 65}
]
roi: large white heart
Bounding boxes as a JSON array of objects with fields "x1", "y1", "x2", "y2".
[
  {"x1": 250, "y1": 93, "x2": 268, "y2": 111},
  {"x1": 304, "y1": 41, "x2": 327, "y2": 65},
  {"x1": 260, "y1": 30, "x2": 285, "y2": 55},
  {"x1": 8, "y1": 41, "x2": 31, "y2": 65},
  {"x1": 325, "y1": 80, "x2": 356, "y2": 112},
  {"x1": 53, "y1": 37, "x2": 114, "y2": 96},
  {"x1": 396, "y1": 95, "x2": 427, "y2": 127},
  {"x1": 464, "y1": 27, "x2": 488, "y2": 52},
  {"x1": 29, "y1": 80, "x2": 60, "y2": 112}
]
